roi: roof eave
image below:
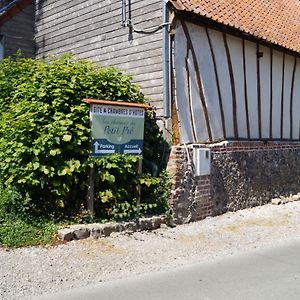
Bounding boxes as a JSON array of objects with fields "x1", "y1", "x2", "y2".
[
  {"x1": 170, "y1": 7, "x2": 300, "y2": 57},
  {"x1": 0, "y1": 0, "x2": 32, "y2": 26}
]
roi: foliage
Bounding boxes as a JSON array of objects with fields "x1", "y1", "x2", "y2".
[
  {"x1": 94, "y1": 155, "x2": 171, "y2": 220},
  {"x1": 0, "y1": 219, "x2": 59, "y2": 248},
  {"x1": 0, "y1": 54, "x2": 170, "y2": 225},
  {"x1": 0, "y1": 182, "x2": 58, "y2": 248}
]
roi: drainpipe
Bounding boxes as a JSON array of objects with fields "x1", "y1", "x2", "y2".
[{"x1": 162, "y1": 0, "x2": 171, "y2": 118}]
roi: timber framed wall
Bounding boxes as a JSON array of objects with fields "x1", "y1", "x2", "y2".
[
  {"x1": 35, "y1": 0, "x2": 165, "y2": 115},
  {"x1": 167, "y1": 17, "x2": 300, "y2": 224},
  {"x1": 173, "y1": 21, "x2": 300, "y2": 144}
]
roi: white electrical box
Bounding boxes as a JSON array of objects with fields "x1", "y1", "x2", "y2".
[{"x1": 193, "y1": 148, "x2": 211, "y2": 176}]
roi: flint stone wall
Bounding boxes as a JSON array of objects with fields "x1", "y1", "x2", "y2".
[
  {"x1": 211, "y1": 143, "x2": 300, "y2": 215},
  {"x1": 167, "y1": 142, "x2": 300, "y2": 224}
]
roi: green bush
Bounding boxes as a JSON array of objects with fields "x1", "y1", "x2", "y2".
[
  {"x1": 0, "y1": 182, "x2": 59, "y2": 248},
  {"x1": 0, "y1": 54, "x2": 170, "y2": 222},
  {"x1": 0, "y1": 219, "x2": 59, "y2": 248}
]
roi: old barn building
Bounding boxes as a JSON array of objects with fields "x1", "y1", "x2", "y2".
[
  {"x1": 1, "y1": 0, "x2": 300, "y2": 223},
  {"x1": 167, "y1": 0, "x2": 300, "y2": 223}
]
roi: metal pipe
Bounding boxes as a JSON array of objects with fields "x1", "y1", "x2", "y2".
[
  {"x1": 162, "y1": 0, "x2": 171, "y2": 118},
  {"x1": 121, "y1": 0, "x2": 127, "y2": 27}
]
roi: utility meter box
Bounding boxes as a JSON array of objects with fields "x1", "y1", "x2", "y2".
[{"x1": 193, "y1": 148, "x2": 211, "y2": 176}]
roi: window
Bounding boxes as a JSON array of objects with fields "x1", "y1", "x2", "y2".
[{"x1": 0, "y1": 36, "x2": 4, "y2": 59}]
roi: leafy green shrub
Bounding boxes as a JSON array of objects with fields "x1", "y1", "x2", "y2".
[
  {"x1": 0, "y1": 181, "x2": 59, "y2": 248},
  {"x1": 0, "y1": 219, "x2": 59, "y2": 248},
  {"x1": 0, "y1": 182, "x2": 32, "y2": 222},
  {"x1": 93, "y1": 156, "x2": 171, "y2": 221},
  {"x1": 0, "y1": 54, "x2": 170, "y2": 222}
]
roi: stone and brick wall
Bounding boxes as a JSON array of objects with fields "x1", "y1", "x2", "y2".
[
  {"x1": 167, "y1": 141, "x2": 300, "y2": 224},
  {"x1": 167, "y1": 146, "x2": 213, "y2": 224},
  {"x1": 211, "y1": 141, "x2": 300, "y2": 215}
]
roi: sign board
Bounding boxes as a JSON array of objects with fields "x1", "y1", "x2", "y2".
[{"x1": 89, "y1": 102, "x2": 146, "y2": 156}]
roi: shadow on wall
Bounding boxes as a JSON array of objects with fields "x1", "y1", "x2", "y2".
[
  {"x1": 34, "y1": 0, "x2": 46, "y2": 57},
  {"x1": 0, "y1": 0, "x2": 37, "y2": 58}
]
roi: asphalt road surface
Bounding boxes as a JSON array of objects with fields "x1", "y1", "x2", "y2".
[{"x1": 31, "y1": 240, "x2": 300, "y2": 300}]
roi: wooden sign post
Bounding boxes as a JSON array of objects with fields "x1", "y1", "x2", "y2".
[{"x1": 83, "y1": 99, "x2": 152, "y2": 216}]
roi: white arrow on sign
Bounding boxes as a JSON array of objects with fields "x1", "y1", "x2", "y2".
[
  {"x1": 124, "y1": 148, "x2": 142, "y2": 155},
  {"x1": 94, "y1": 141, "x2": 115, "y2": 154}
]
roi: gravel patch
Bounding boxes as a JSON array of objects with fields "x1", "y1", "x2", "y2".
[{"x1": 1, "y1": 201, "x2": 300, "y2": 300}]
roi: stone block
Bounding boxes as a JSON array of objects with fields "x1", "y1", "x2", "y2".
[
  {"x1": 271, "y1": 198, "x2": 282, "y2": 205},
  {"x1": 291, "y1": 195, "x2": 300, "y2": 202},
  {"x1": 102, "y1": 224, "x2": 116, "y2": 237},
  {"x1": 151, "y1": 217, "x2": 163, "y2": 229},
  {"x1": 124, "y1": 221, "x2": 138, "y2": 232},
  {"x1": 139, "y1": 218, "x2": 153, "y2": 231},
  {"x1": 279, "y1": 196, "x2": 289, "y2": 204},
  {"x1": 90, "y1": 227, "x2": 102, "y2": 239},
  {"x1": 115, "y1": 223, "x2": 125, "y2": 232},
  {"x1": 73, "y1": 228, "x2": 90, "y2": 240},
  {"x1": 58, "y1": 228, "x2": 74, "y2": 241}
]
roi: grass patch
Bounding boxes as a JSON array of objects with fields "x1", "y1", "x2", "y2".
[{"x1": 0, "y1": 219, "x2": 59, "y2": 248}]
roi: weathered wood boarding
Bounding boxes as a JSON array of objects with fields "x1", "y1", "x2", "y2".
[
  {"x1": 173, "y1": 21, "x2": 300, "y2": 143},
  {"x1": 0, "y1": 2, "x2": 35, "y2": 57},
  {"x1": 35, "y1": 0, "x2": 164, "y2": 115}
]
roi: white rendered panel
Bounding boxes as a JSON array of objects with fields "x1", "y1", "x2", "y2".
[
  {"x1": 259, "y1": 46, "x2": 271, "y2": 139},
  {"x1": 188, "y1": 24, "x2": 223, "y2": 141},
  {"x1": 272, "y1": 50, "x2": 284, "y2": 139},
  {"x1": 186, "y1": 55, "x2": 210, "y2": 141},
  {"x1": 226, "y1": 35, "x2": 248, "y2": 138},
  {"x1": 282, "y1": 55, "x2": 294, "y2": 139},
  {"x1": 244, "y1": 40, "x2": 259, "y2": 139},
  {"x1": 292, "y1": 58, "x2": 300, "y2": 140},
  {"x1": 174, "y1": 24, "x2": 195, "y2": 143},
  {"x1": 208, "y1": 28, "x2": 234, "y2": 138}
]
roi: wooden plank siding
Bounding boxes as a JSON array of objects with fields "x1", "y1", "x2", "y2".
[
  {"x1": 0, "y1": 3, "x2": 35, "y2": 57},
  {"x1": 174, "y1": 21, "x2": 300, "y2": 143},
  {"x1": 35, "y1": 0, "x2": 164, "y2": 115}
]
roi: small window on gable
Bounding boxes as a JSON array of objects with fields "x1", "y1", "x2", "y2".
[{"x1": 0, "y1": 36, "x2": 4, "y2": 59}]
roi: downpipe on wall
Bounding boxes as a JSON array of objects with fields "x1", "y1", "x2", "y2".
[{"x1": 162, "y1": 0, "x2": 171, "y2": 118}]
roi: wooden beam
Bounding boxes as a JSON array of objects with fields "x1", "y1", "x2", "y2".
[{"x1": 83, "y1": 99, "x2": 153, "y2": 109}]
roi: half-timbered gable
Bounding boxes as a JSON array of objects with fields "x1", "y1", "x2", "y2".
[{"x1": 169, "y1": 0, "x2": 300, "y2": 143}]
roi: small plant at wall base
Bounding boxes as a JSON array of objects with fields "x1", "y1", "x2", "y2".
[
  {"x1": 0, "y1": 182, "x2": 59, "y2": 248},
  {"x1": 0, "y1": 54, "x2": 170, "y2": 246}
]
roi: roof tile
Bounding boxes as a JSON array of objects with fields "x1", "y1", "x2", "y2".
[{"x1": 169, "y1": 0, "x2": 300, "y2": 53}]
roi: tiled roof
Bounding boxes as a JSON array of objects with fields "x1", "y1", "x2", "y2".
[{"x1": 169, "y1": 0, "x2": 300, "y2": 53}]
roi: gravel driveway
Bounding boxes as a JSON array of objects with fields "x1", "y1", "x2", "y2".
[{"x1": 1, "y1": 201, "x2": 300, "y2": 300}]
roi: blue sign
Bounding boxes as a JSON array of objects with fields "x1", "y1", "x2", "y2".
[
  {"x1": 92, "y1": 139, "x2": 144, "y2": 156},
  {"x1": 90, "y1": 104, "x2": 145, "y2": 157}
]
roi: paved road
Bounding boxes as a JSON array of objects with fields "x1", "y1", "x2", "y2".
[{"x1": 32, "y1": 240, "x2": 300, "y2": 300}]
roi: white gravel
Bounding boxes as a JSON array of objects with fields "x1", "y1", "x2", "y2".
[{"x1": 1, "y1": 201, "x2": 300, "y2": 300}]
